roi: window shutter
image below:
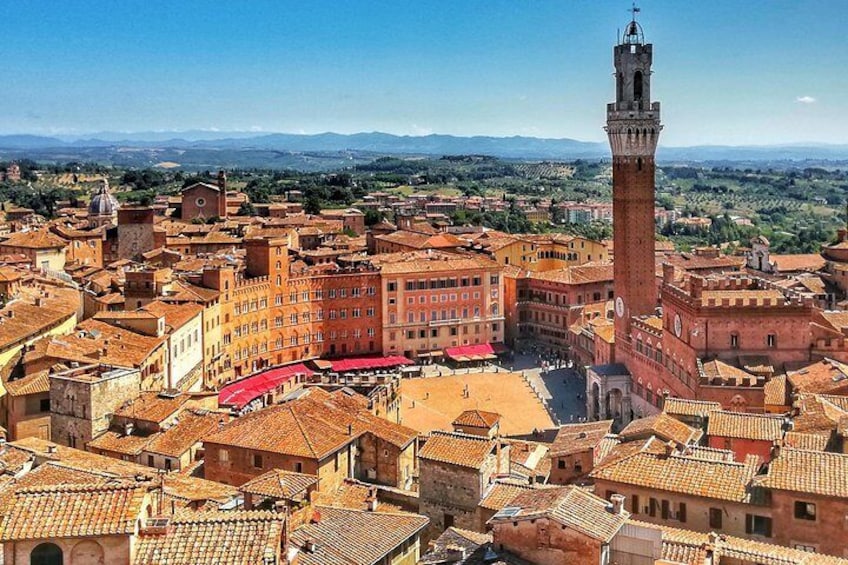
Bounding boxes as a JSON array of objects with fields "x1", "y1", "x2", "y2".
[
  {"x1": 661, "y1": 500, "x2": 670, "y2": 520},
  {"x1": 649, "y1": 498, "x2": 657, "y2": 517},
  {"x1": 631, "y1": 495, "x2": 640, "y2": 515},
  {"x1": 765, "y1": 517, "x2": 772, "y2": 537},
  {"x1": 745, "y1": 514, "x2": 753, "y2": 534},
  {"x1": 678, "y1": 503, "x2": 687, "y2": 523}
]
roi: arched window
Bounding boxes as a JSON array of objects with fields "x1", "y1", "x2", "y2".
[
  {"x1": 633, "y1": 71, "x2": 643, "y2": 101},
  {"x1": 71, "y1": 540, "x2": 105, "y2": 565},
  {"x1": 30, "y1": 543, "x2": 63, "y2": 565}
]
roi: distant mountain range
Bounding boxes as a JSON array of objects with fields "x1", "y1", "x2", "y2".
[{"x1": 1, "y1": 131, "x2": 848, "y2": 165}]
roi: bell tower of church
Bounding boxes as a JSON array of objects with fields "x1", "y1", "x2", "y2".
[{"x1": 606, "y1": 10, "x2": 662, "y2": 353}]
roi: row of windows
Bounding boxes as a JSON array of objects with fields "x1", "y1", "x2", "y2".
[
  {"x1": 282, "y1": 286, "x2": 377, "y2": 304},
  {"x1": 387, "y1": 275, "x2": 497, "y2": 292},
  {"x1": 172, "y1": 328, "x2": 201, "y2": 359},
  {"x1": 389, "y1": 323, "x2": 497, "y2": 341},
  {"x1": 233, "y1": 298, "x2": 268, "y2": 315}
]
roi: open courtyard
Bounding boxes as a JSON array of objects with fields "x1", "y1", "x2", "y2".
[{"x1": 398, "y1": 370, "x2": 556, "y2": 436}]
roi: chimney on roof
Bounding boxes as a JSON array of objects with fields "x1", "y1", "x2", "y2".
[
  {"x1": 610, "y1": 494, "x2": 626, "y2": 515},
  {"x1": 771, "y1": 441, "x2": 782, "y2": 460},
  {"x1": 347, "y1": 423, "x2": 353, "y2": 435},
  {"x1": 6, "y1": 311, "x2": 13, "y2": 319},
  {"x1": 124, "y1": 422, "x2": 135, "y2": 437},
  {"x1": 46, "y1": 444, "x2": 58, "y2": 454}
]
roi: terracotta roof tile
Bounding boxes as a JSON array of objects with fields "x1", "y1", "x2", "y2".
[
  {"x1": 707, "y1": 411, "x2": 784, "y2": 442},
  {"x1": 662, "y1": 398, "x2": 722, "y2": 418},
  {"x1": 289, "y1": 506, "x2": 428, "y2": 565},
  {"x1": 452, "y1": 409, "x2": 501, "y2": 429},
  {"x1": 0, "y1": 482, "x2": 147, "y2": 541},
  {"x1": 629, "y1": 520, "x2": 848, "y2": 565},
  {"x1": 134, "y1": 510, "x2": 283, "y2": 565},
  {"x1": 757, "y1": 448, "x2": 848, "y2": 498},
  {"x1": 205, "y1": 391, "x2": 416, "y2": 460},
  {"x1": 144, "y1": 410, "x2": 227, "y2": 458},
  {"x1": 549, "y1": 420, "x2": 613, "y2": 457},
  {"x1": 764, "y1": 375, "x2": 788, "y2": 406},
  {"x1": 488, "y1": 486, "x2": 628, "y2": 543},
  {"x1": 479, "y1": 481, "x2": 549, "y2": 512},
  {"x1": 788, "y1": 358, "x2": 848, "y2": 395},
  {"x1": 620, "y1": 413, "x2": 702, "y2": 445},
  {"x1": 421, "y1": 527, "x2": 531, "y2": 565},
  {"x1": 239, "y1": 469, "x2": 318, "y2": 500},
  {"x1": 1, "y1": 229, "x2": 67, "y2": 249},
  {"x1": 312, "y1": 480, "x2": 404, "y2": 514},
  {"x1": 419, "y1": 431, "x2": 497, "y2": 469},
  {"x1": 113, "y1": 391, "x2": 193, "y2": 424},
  {"x1": 783, "y1": 431, "x2": 830, "y2": 452},
  {"x1": 590, "y1": 451, "x2": 759, "y2": 502}
]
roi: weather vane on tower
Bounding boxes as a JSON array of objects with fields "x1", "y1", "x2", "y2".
[{"x1": 630, "y1": 1, "x2": 641, "y2": 22}]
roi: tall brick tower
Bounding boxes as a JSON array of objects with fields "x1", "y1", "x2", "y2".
[{"x1": 606, "y1": 12, "x2": 662, "y2": 353}]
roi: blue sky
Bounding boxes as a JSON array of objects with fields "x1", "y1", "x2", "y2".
[{"x1": 1, "y1": 0, "x2": 846, "y2": 146}]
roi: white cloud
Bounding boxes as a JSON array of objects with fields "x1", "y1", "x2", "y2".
[
  {"x1": 796, "y1": 95, "x2": 817, "y2": 104},
  {"x1": 410, "y1": 124, "x2": 434, "y2": 136}
]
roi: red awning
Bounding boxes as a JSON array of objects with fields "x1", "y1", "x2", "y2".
[
  {"x1": 218, "y1": 363, "x2": 314, "y2": 409},
  {"x1": 444, "y1": 343, "x2": 498, "y2": 360},
  {"x1": 329, "y1": 355, "x2": 412, "y2": 372}
]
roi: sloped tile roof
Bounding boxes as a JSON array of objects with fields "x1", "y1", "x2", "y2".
[
  {"x1": 590, "y1": 451, "x2": 759, "y2": 503},
  {"x1": 757, "y1": 448, "x2": 848, "y2": 498},
  {"x1": 239, "y1": 469, "x2": 318, "y2": 500},
  {"x1": 707, "y1": 411, "x2": 784, "y2": 442},
  {"x1": 620, "y1": 413, "x2": 702, "y2": 445},
  {"x1": 419, "y1": 431, "x2": 497, "y2": 469},
  {"x1": 290, "y1": 506, "x2": 428, "y2": 565},
  {"x1": 549, "y1": 420, "x2": 613, "y2": 457},
  {"x1": 0, "y1": 482, "x2": 147, "y2": 541},
  {"x1": 134, "y1": 510, "x2": 283, "y2": 565},
  {"x1": 662, "y1": 397, "x2": 722, "y2": 418},
  {"x1": 488, "y1": 486, "x2": 628, "y2": 543},
  {"x1": 453, "y1": 409, "x2": 501, "y2": 429}
]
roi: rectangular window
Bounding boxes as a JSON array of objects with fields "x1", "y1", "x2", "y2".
[
  {"x1": 219, "y1": 449, "x2": 229, "y2": 463},
  {"x1": 631, "y1": 495, "x2": 639, "y2": 515},
  {"x1": 557, "y1": 460, "x2": 565, "y2": 469},
  {"x1": 794, "y1": 501, "x2": 816, "y2": 521},
  {"x1": 767, "y1": 334, "x2": 776, "y2": 348},
  {"x1": 745, "y1": 514, "x2": 772, "y2": 537},
  {"x1": 678, "y1": 502, "x2": 687, "y2": 523},
  {"x1": 387, "y1": 282, "x2": 397, "y2": 292},
  {"x1": 709, "y1": 508, "x2": 723, "y2": 529},
  {"x1": 649, "y1": 498, "x2": 658, "y2": 517},
  {"x1": 661, "y1": 500, "x2": 670, "y2": 520}
]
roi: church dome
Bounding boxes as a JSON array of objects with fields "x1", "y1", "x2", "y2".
[{"x1": 89, "y1": 180, "x2": 119, "y2": 217}]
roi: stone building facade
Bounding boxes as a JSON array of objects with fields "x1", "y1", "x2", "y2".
[{"x1": 49, "y1": 364, "x2": 141, "y2": 448}]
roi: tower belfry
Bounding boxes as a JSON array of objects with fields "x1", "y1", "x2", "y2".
[{"x1": 606, "y1": 7, "x2": 662, "y2": 352}]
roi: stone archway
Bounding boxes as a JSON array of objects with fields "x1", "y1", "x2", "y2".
[
  {"x1": 606, "y1": 388, "x2": 624, "y2": 421},
  {"x1": 30, "y1": 543, "x2": 63, "y2": 565}
]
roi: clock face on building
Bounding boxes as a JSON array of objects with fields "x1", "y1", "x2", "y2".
[
  {"x1": 615, "y1": 297, "x2": 625, "y2": 318},
  {"x1": 673, "y1": 313, "x2": 682, "y2": 338}
]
